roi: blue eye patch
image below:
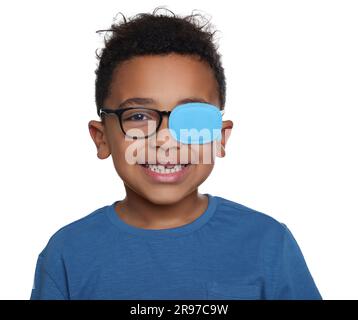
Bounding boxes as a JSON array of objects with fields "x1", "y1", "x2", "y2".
[{"x1": 168, "y1": 102, "x2": 223, "y2": 144}]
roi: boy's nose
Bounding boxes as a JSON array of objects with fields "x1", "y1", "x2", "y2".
[
  {"x1": 150, "y1": 115, "x2": 179, "y2": 149},
  {"x1": 159, "y1": 114, "x2": 169, "y2": 130}
]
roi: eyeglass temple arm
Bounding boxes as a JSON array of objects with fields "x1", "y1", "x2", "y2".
[{"x1": 99, "y1": 108, "x2": 117, "y2": 117}]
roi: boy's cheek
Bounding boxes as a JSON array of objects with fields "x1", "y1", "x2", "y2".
[
  {"x1": 107, "y1": 138, "x2": 144, "y2": 165},
  {"x1": 123, "y1": 139, "x2": 146, "y2": 165},
  {"x1": 199, "y1": 142, "x2": 218, "y2": 164}
]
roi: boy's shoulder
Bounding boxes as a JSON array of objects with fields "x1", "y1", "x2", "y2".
[
  {"x1": 40, "y1": 204, "x2": 111, "y2": 256},
  {"x1": 57, "y1": 204, "x2": 109, "y2": 234},
  {"x1": 214, "y1": 195, "x2": 287, "y2": 235},
  {"x1": 216, "y1": 195, "x2": 280, "y2": 222}
]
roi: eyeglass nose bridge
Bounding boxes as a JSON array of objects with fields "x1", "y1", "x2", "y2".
[
  {"x1": 156, "y1": 110, "x2": 172, "y2": 131},
  {"x1": 160, "y1": 110, "x2": 171, "y2": 117}
]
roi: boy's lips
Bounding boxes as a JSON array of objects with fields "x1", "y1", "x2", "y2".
[{"x1": 138, "y1": 163, "x2": 192, "y2": 183}]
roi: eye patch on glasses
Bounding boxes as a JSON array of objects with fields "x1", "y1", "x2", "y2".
[{"x1": 99, "y1": 102, "x2": 224, "y2": 144}]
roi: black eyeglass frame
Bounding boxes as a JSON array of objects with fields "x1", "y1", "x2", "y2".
[{"x1": 99, "y1": 107, "x2": 172, "y2": 139}]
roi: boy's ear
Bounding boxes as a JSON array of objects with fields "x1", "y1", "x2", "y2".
[
  {"x1": 215, "y1": 120, "x2": 233, "y2": 158},
  {"x1": 88, "y1": 120, "x2": 111, "y2": 159}
]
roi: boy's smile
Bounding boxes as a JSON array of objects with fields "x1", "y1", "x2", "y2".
[
  {"x1": 89, "y1": 53, "x2": 233, "y2": 228},
  {"x1": 139, "y1": 162, "x2": 192, "y2": 183}
]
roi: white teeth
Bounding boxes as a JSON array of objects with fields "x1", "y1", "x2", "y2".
[{"x1": 146, "y1": 164, "x2": 187, "y2": 174}]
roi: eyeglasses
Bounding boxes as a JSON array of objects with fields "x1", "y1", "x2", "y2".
[{"x1": 99, "y1": 102, "x2": 224, "y2": 144}]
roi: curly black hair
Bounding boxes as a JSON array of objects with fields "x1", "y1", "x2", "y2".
[{"x1": 94, "y1": 7, "x2": 226, "y2": 116}]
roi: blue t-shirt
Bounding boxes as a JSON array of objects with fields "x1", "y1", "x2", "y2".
[{"x1": 30, "y1": 194, "x2": 321, "y2": 300}]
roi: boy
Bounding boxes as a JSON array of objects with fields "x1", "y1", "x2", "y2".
[{"x1": 30, "y1": 8, "x2": 322, "y2": 300}]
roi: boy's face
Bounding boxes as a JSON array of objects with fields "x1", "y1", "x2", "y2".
[{"x1": 89, "y1": 53, "x2": 233, "y2": 205}]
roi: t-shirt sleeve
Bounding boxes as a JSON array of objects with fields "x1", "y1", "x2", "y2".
[
  {"x1": 271, "y1": 224, "x2": 322, "y2": 299},
  {"x1": 30, "y1": 254, "x2": 68, "y2": 300}
]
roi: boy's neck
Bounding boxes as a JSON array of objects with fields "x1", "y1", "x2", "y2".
[{"x1": 115, "y1": 188, "x2": 208, "y2": 230}]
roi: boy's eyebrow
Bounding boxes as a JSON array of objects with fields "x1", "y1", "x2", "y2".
[{"x1": 117, "y1": 97, "x2": 210, "y2": 108}]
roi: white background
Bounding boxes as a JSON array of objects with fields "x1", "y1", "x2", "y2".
[{"x1": 0, "y1": 0, "x2": 357, "y2": 300}]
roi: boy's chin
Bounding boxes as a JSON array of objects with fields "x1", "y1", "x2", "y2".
[{"x1": 140, "y1": 188, "x2": 190, "y2": 206}]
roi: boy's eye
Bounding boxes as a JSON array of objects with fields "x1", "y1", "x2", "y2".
[
  {"x1": 122, "y1": 109, "x2": 158, "y2": 122},
  {"x1": 126, "y1": 113, "x2": 148, "y2": 121}
]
